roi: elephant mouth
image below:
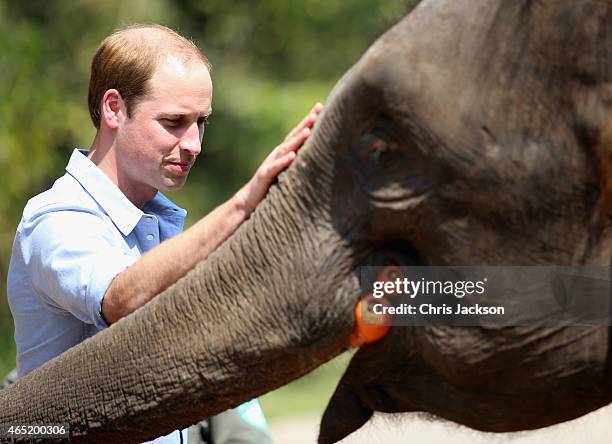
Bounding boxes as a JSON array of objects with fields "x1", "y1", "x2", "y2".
[
  {"x1": 361, "y1": 240, "x2": 426, "y2": 269},
  {"x1": 353, "y1": 240, "x2": 426, "y2": 313},
  {"x1": 348, "y1": 240, "x2": 425, "y2": 339}
]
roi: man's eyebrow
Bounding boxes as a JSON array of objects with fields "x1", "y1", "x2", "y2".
[
  {"x1": 156, "y1": 112, "x2": 186, "y2": 119},
  {"x1": 156, "y1": 110, "x2": 212, "y2": 119}
]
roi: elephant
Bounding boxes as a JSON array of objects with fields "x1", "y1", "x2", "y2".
[{"x1": 1, "y1": 0, "x2": 611, "y2": 442}]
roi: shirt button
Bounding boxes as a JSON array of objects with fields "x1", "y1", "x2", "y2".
[
  {"x1": 145, "y1": 216, "x2": 154, "y2": 223},
  {"x1": 146, "y1": 234, "x2": 154, "y2": 241}
]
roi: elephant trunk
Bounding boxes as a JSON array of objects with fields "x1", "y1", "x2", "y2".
[{"x1": 0, "y1": 92, "x2": 360, "y2": 442}]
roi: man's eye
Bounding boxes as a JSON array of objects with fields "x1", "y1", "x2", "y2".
[{"x1": 163, "y1": 119, "x2": 182, "y2": 127}]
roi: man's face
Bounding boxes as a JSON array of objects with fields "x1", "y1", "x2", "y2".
[{"x1": 114, "y1": 56, "x2": 213, "y2": 205}]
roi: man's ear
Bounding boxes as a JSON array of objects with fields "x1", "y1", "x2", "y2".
[{"x1": 100, "y1": 89, "x2": 125, "y2": 130}]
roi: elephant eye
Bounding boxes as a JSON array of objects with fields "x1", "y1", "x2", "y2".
[
  {"x1": 356, "y1": 131, "x2": 400, "y2": 164},
  {"x1": 349, "y1": 115, "x2": 441, "y2": 202}
]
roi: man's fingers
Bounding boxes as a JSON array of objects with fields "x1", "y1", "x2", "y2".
[
  {"x1": 278, "y1": 127, "x2": 310, "y2": 156},
  {"x1": 284, "y1": 102, "x2": 323, "y2": 141},
  {"x1": 241, "y1": 105, "x2": 321, "y2": 214},
  {"x1": 284, "y1": 115, "x2": 314, "y2": 141},
  {"x1": 264, "y1": 126, "x2": 309, "y2": 165},
  {"x1": 242, "y1": 105, "x2": 320, "y2": 213},
  {"x1": 262, "y1": 152, "x2": 297, "y2": 181}
]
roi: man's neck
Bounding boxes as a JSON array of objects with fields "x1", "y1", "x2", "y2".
[{"x1": 88, "y1": 132, "x2": 156, "y2": 208}]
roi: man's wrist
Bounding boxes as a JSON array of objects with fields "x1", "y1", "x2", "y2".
[{"x1": 232, "y1": 187, "x2": 255, "y2": 221}]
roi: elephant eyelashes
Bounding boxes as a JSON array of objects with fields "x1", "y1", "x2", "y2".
[
  {"x1": 354, "y1": 111, "x2": 403, "y2": 164},
  {"x1": 356, "y1": 132, "x2": 400, "y2": 164}
]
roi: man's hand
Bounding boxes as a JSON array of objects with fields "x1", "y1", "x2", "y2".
[{"x1": 234, "y1": 102, "x2": 323, "y2": 216}]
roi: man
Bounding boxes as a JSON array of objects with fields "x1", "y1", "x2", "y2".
[{"x1": 7, "y1": 24, "x2": 322, "y2": 443}]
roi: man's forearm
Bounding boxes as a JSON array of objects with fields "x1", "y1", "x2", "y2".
[{"x1": 101, "y1": 194, "x2": 250, "y2": 325}]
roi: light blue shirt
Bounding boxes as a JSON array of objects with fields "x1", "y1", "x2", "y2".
[{"x1": 8, "y1": 149, "x2": 187, "y2": 443}]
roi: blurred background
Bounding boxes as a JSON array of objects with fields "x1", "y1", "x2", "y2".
[{"x1": 0, "y1": 0, "x2": 417, "y2": 434}]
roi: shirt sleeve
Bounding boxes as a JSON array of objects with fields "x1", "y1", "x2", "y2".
[{"x1": 22, "y1": 209, "x2": 137, "y2": 330}]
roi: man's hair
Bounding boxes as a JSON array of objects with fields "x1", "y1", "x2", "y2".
[{"x1": 88, "y1": 24, "x2": 211, "y2": 129}]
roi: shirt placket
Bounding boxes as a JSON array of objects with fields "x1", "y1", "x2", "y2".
[{"x1": 138, "y1": 214, "x2": 160, "y2": 252}]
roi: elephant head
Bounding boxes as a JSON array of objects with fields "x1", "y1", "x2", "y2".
[
  {"x1": 316, "y1": 0, "x2": 612, "y2": 441},
  {"x1": 1, "y1": 0, "x2": 611, "y2": 443}
]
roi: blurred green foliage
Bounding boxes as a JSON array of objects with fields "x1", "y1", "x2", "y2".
[{"x1": 0, "y1": 0, "x2": 418, "y2": 405}]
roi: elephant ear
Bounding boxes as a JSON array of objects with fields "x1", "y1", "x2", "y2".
[{"x1": 317, "y1": 350, "x2": 374, "y2": 444}]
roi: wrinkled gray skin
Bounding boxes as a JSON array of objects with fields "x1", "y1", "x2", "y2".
[{"x1": 1, "y1": 0, "x2": 611, "y2": 443}]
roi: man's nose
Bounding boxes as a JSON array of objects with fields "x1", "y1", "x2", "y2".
[{"x1": 179, "y1": 121, "x2": 202, "y2": 155}]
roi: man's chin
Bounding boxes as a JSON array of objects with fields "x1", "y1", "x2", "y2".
[{"x1": 159, "y1": 177, "x2": 188, "y2": 192}]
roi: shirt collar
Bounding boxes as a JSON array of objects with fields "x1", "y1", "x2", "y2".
[
  {"x1": 65, "y1": 149, "x2": 186, "y2": 236},
  {"x1": 142, "y1": 191, "x2": 187, "y2": 218}
]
